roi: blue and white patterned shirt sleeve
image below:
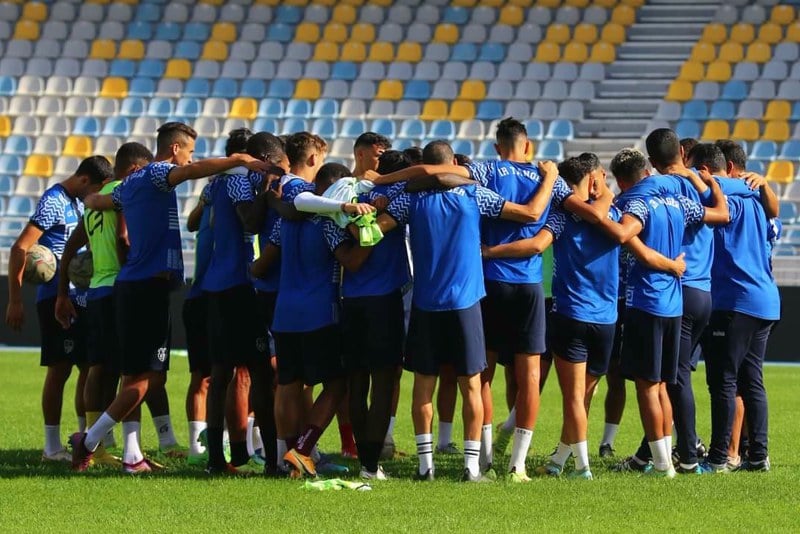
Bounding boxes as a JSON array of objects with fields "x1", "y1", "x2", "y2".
[
  {"x1": 282, "y1": 179, "x2": 315, "y2": 203},
  {"x1": 111, "y1": 182, "x2": 123, "y2": 211},
  {"x1": 543, "y1": 207, "x2": 566, "y2": 239},
  {"x1": 322, "y1": 218, "x2": 347, "y2": 252},
  {"x1": 200, "y1": 182, "x2": 213, "y2": 205},
  {"x1": 551, "y1": 177, "x2": 573, "y2": 207},
  {"x1": 30, "y1": 191, "x2": 65, "y2": 230},
  {"x1": 148, "y1": 161, "x2": 177, "y2": 193},
  {"x1": 466, "y1": 162, "x2": 492, "y2": 187},
  {"x1": 475, "y1": 185, "x2": 505, "y2": 218},
  {"x1": 268, "y1": 217, "x2": 282, "y2": 247},
  {"x1": 226, "y1": 173, "x2": 256, "y2": 204},
  {"x1": 677, "y1": 194, "x2": 705, "y2": 226},
  {"x1": 386, "y1": 192, "x2": 412, "y2": 225},
  {"x1": 624, "y1": 197, "x2": 649, "y2": 230}
]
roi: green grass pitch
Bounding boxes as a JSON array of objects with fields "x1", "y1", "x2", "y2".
[{"x1": 0, "y1": 350, "x2": 798, "y2": 533}]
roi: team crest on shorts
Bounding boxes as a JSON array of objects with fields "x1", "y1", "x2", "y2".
[
  {"x1": 256, "y1": 337, "x2": 267, "y2": 354},
  {"x1": 64, "y1": 339, "x2": 74, "y2": 354},
  {"x1": 157, "y1": 347, "x2": 167, "y2": 362}
]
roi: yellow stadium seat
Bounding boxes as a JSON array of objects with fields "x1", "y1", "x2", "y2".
[
  {"x1": 100, "y1": 77, "x2": 128, "y2": 98},
  {"x1": 573, "y1": 23, "x2": 599, "y2": 44},
  {"x1": 731, "y1": 119, "x2": 760, "y2": 141},
  {"x1": 433, "y1": 24, "x2": 459, "y2": 44},
  {"x1": 718, "y1": 42, "x2": 744, "y2": 63},
  {"x1": 0, "y1": 116, "x2": 10, "y2": 137},
  {"x1": 601, "y1": 23, "x2": 626, "y2": 45},
  {"x1": 706, "y1": 61, "x2": 731, "y2": 82},
  {"x1": 420, "y1": 100, "x2": 448, "y2": 121},
  {"x1": 64, "y1": 137, "x2": 93, "y2": 158},
  {"x1": 611, "y1": 5, "x2": 636, "y2": 26},
  {"x1": 499, "y1": 5, "x2": 524, "y2": 26},
  {"x1": 690, "y1": 42, "x2": 716, "y2": 63},
  {"x1": 473, "y1": 0, "x2": 504, "y2": 6},
  {"x1": 763, "y1": 120, "x2": 790, "y2": 143},
  {"x1": 323, "y1": 23, "x2": 348, "y2": 43},
  {"x1": 211, "y1": 22, "x2": 237, "y2": 43},
  {"x1": 90, "y1": 39, "x2": 116, "y2": 59},
  {"x1": 665, "y1": 80, "x2": 693, "y2": 102},
  {"x1": 564, "y1": 42, "x2": 589, "y2": 63},
  {"x1": 313, "y1": 42, "x2": 339, "y2": 62},
  {"x1": 788, "y1": 22, "x2": 800, "y2": 43},
  {"x1": 295, "y1": 23, "x2": 320, "y2": 44},
  {"x1": 368, "y1": 42, "x2": 394, "y2": 62},
  {"x1": 376, "y1": 80, "x2": 403, "y2": 100},
  {"x1": 765, "y1": 101, "x2": 791, "y2": 121},
  {"x1": 701, "y1": 120, "x2": 730, "y2": 141},
  {"x1": 295, "y1": 79, "x2": 321, "y2": 100},
  {"x1": 545, "y1": 24, "x2": 571, "y2": 45},
  {"x1": 590, "y1": 42, "x2": 616, "y2": 63},
  {"x1": 451, "y1": 0, "x2": 477, "y2": 6},
  {"x1": 165, "y1": 59, "x2": 192, "y2": 79},
  {"x1": 13, "y1": 20, "x2": 40, "y2": 40},
  {"x1": 396, "y1": 42, "x2": 422, "y2": 63},
  {"x1": 21, "y1": 2, "x2": 47, "y2": 21},
  {"x1": 449, "y1": 100, "x2": 476, "y2": 121},
  {"x1": 340, "y1": 0, "x2": 365, "y2": 5},
  {"x1": 564, "y1": 0, "x2": 589, "y2": 6},
  {"x1": 459, "y1": 80, "x2": 486, "y2": 101},
  {"x1": 509, "y1": 0, "x2": 533, "y2": 5},
  {"x1": 729, "y1": 23, "x2": 755, "y2": 44},
  {"x1": 536, "y1": 0, "x2": 560, "y2": 6},
  {"x1": 24, "y1": 155, "x2": 53, "y2": 177},
  {"x1": 767, "y1": 160, "x2": 794, "y2": 184},
  {"x1": 758, "y1": 22, "x2": 783, "y2": 44},
  {"x1": 202, "y1": 41, "x2": 228, "y2": 61},
  {"x1": 678, "y1": 61, "x2": 705, "y2": 82},
  {"x1": 350, "y1": 23, "x2": 375, "y2": 44},
  {"x1": 332, "y1": 5, "x2": 357, "y2": 24},
  {"x1": 770, "y1": 5, "x2": 795, "y2": 25},
  {"x1": 200, "y1": 0, "x2": 225, "y2": 5},
  {"x1": 365, "y1": 0, "x2": 391, "y2": 5},
  {"x1": 745, "y1": 42, "x2": 772, "y2": 63},
  {"x1": 535, "y1": 42, "x2": 561, "y2": 63},
  {"x1": 593, "y1": 0, "x2": 618, "y2": 7},
  {"x1": 701, "y1": 23, "x2": 727, "y2": 45},
  {"x1": 341, "y1": 42, "x2": 367, "y2": 62},
  {"x1": 118, "y1": 39, "x2": 145, "y2": 60},
  {"x1": 230, "y1": 98, "x2": 258, "y2": 120}
]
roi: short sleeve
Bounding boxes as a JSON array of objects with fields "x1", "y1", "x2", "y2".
[
  {"x1": 29, "y1": 192, "x2": 65, "y2": 230},
  {"x1": 623, "y1": 197, "x2": 649, "y2": 229},
  {"x1": 475, "y1": 185, "x2": 505, "y2": 218},
  {"x1": 149, "y1": 161, "x2": 177, "y2": 193},
  {"x1": 466, "y1": 161, "x2": 492, "y2": 187},
  {"x1": 226, "y1": 173, "x2": 256, "y2": 204},
  {"x1": 386, "y1": 191, "x2": 412, "y2": 225},
  {"x1": 282, "y1": 178, "x2": 315, "y2": 203},
  {"x1": 551, "y1": 177, "x2": 573, "y2": 207},
  {"x1": 200, "y1": 182, "x2": 213, "y2": 205},
  {"x1": 608, "y1": 205, "x2": 622, "y2": 223},
  {"x1": 726, "y1": 197, "x2": 742, "y2": 222},
  {"x1": 322, "y1": 218, "x2": 347, "y2": 252},
  {"x1": 268, "y1": 217, "x2": 282, "y2": 247},
  {"x1": 677, "y1": 194, "x2": 705, "y2": 226},
  {"x1": 543, "y1": 208, "x2": 566, "y2": 239}
]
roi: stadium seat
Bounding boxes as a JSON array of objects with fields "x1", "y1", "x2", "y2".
[
  {"x1": 73, "y1": 117, "x2": 100, "y2": 137},
  {"x1": 399, "y1": 118, "x2": 425, "y2": 140},
  {"x1": 666, "y1": 81, "x2": 693, "y2": 102},
  {"x1": 779, "y1": 140, "x2": 800, "y2": 160},
  {"x1": 4, "y1": 135, "x2": 32, "y2": 156},
  {"x1": 535, "y1": 140, "x2": 564, "y2": 161},
  {"x1": 721, "y1": 80, "x2": 748, "y2": 101},
  {"x1": 701, "y1": 120, "x2": 729, "y2": 141},
  {"x1": 730, "y1": 23, "x2": 756, "y2": 45},
  {"x1": 750, "y1": 140, "x2": 778, "y2": 161},
  {"x1": 768, "y1": 161, "x2": 795, "y2": 184},
  {"x1": 23, "y1": 155, "x2": 53, "y2": 177},
  {"x1": 547, "y1": 119, "x2": 574, "y2": 141},
  {"x1": 682, "y1": 100, "x2": 708, "y2": 120},
  {"x1": 449, "y1": 101, "x2": 476, "y2": 121},
  {"x1": 764, "y1": 121, "x2": 790, "y2": 143},
  {"x1": 710, "y1": 100, "x2": 736, "y2": 120},
  {"x1": 678, "y1": 62, "x2": 704, "y2": 82},
  {"x1": 706, "y1": 61, "x2": 732, "y2": 82},
  {"x1": 732, "y1": 119, "x2": 760, "y2": 141},
  {"x1": 230, "y1": 98, "x2": 257, "y2": 120}
]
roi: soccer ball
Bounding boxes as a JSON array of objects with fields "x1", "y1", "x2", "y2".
[
  {"x1": 23, "y1": 244, "x2": 56, "y2": 285},
  {"x1": 68, "y1": 250, "x2": 93, "y2": 290}
]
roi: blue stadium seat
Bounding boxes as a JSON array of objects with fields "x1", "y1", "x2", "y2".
[
  {"x1": 184, "y1": 78, "x2": 210, "y2": 98},
  {"x1": 311, "y1": 118, "x2": 337, "y2": 139},
  {"x1": 155, "y1": 22, "x2": 181, "y2": 41},
  {"x1": 546, "y1": 119, "x2": 574, "y2": 141},
  {"x1": 194, "y1": 137, "x2": 210, "y2": 159},
  {"x1": 331, "y1": 62, "x2": 358, "y2": 81},
  {"x1": 451, "y1": 139, "x2": 474, "y2": 157},
  {"x1": 747, "y1": 160, "x2": 765, "y2": 175},
  {"x1": 709, "y1": 100, "x2": 735, "y2": 120},
  {"x1": 281, "y1": 118, "x2": 308, "y2": 135},
  {"x1": 341, "y1": 119, "x2": 367, "y2": 139},
  {"x1": 681, "y1": 100, "x2": 708, "y2": 120},
  {"x1": 73, "y1": 117, "x2": 100, "y2": 137},
  {"x1": 120, "y1": 97, "x2": 147, "y2": 117},
  {"x1": 749, "y1": 141, "x2": 778, "y2": 161},
  {"x1": 477, "y1": 140, "x2": 496, "y2": 160},
  {"x1": 3, "y1": 136, "x2": 32, "y2": 156},
  {"x1": 175, "y1": 180, "x2": 193, "y2": 199},
  {"x1": 135, "y1": 4, "x2": 162, "y2": 23},
  {"x1": 253, "y1": 118, "x2": 280, "y2": 134},
  {"x1": 479, "y1": 43, "x2": 506, "y2": 63},
  {"x1": 267, "y1": 24, "x2": 294, "y2": 43},
  {"x1": 128, "y1": 77, "x2": 155, "y2": 97},
  {"x1": 286, "y1": 99, "x2": 311, "y2": 119},
  {"x1": 451, "y1": 44, "x2": 478, "y2": 62},
  {"x1": 399, "y1": 119, "x2": 425, "y2": 139},
  {"x1": 675, "y1": 120, "x2": 701, "y2": 140},
  {"x1": 138, "y1": 59, "x2": 165, "y2": 78},
  {"x1": 779, "y1": 200, "x2": 798, "y2": 224},
  {"x1": 792, "y1": 102, "x2": 800, "y2": 121},
  {"x1": 267, "y1": 79, "x2": 294, "y2": 99},
  {"x1": 442, "y1": 7, "x2": 469, "y2": 25},
  {"x1": 175, "y1": 97, "x2": 202, "y2": 119},
  {"x1": 524, "y1": 119, "x2": 545, "y2": 141},
  {"x1": 0, "y1": 175, "x2": 14, "y2": 195},
  {"x1": 182, "y1": 23, "x2": 210, "y2": 42},
  {"x1": 147, "y1": 97, "x2": 174, "y2": 118},
  {"x1": 0, "y1": 196, "x2": 6, "y2": 217},
  {"x1": 7, "y1": 195, "x2": 34, "y2": 217},
  {"x1": 258, "y1": 98, "x2": 285, "y2": 118},
  {"x1": 393, "y1": 139, "x2": 415, "y2": 151},
  {"x1": 429, "y1": 120, "x2": 456, "y2": 141},
  {"x1": 779, "y1": 140, "x2": 800, "y2": 160},
  {"x1": 312, "y1": 98, "x2": 338, "y2": 119},
  {"x1": 0, "y1": 156, "x2": 23, "y2": 175},
  {"x1": 275, "y1": 6, "x2": 302, "y2": 24},
  {"x1": 110, "y1": 59, "x2": 137, "y2": 78},
  {"x1": 211, "y1": 78, "x2": 238, "y2": 98},
  {"x1": 476, "y1": 101, "x2": 503, "y2": 121},
  {"x1": 175, "y1": 40, "x2": 201, "y2": 60},
  {"x1": 211, "y1": 137, "x2": 227, "y2": 156},
  {"x1": 535, "y1": 140, "x2": 564, "y2": 161},
  {"x1": 0, "y1": 76, "x2": 16, "y2": 96},
  {"x1": 404, "y1": 80, "x2": 431, "y2": 101},
  {"x1": 127, "y1": 21, "x2": 153, "y2": 40},
  {"x1": 721, "y1": 80, "x2": 748, "y2": 101},
  {"x1": 241, "y1": 79, "x2": 266, "y2": 99},
  {"x1": 371, "y1": 118, "x2": 396, "y2": 139},
  {"x1": 103, "y1": 117, "x2": 130, "y2": 136}
]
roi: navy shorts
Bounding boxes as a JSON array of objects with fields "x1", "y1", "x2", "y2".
[
  {"x1": 538, "y1": 296, "x2": 555, "y2": 364},
  {"x1": 342, "y1": 290, "x2": 405, "y2": 371},
  {"x1": 256, "y1": 290, "x2": 277, "y2": 332},
  {"x1": 405, "y1": 302, "x2": 487, "y2": 377},
  {"x1": 115, "y1": 278, "x2": 171, "y2": 376},
  {"x1": 482, "y1": 281, "x2": 546, "y2": 358},
  {"x1": 274, "y1": 324, "x2": 344, "y2": 386},
  {"x1": 205, "y1": 284, "x2": 269, "y2": 367},
  {"x1": 87, "y1": 294, "x2": 119, "y2": 371},
  {"x1": 621, "y1": 307, "x2": 680, "y2": 384},
  {"x1": 182, "y1": 294, "x2": 210, "y2": 376},
  {"x1": 37, "y1": 296, "x2": 88, "y2": 367},
  {"x1": 548, "y1": 312, "x2": 616, "y2": 377},
  {"x1": 610, "y1": 298, "x2": 626, "y2": 365}
]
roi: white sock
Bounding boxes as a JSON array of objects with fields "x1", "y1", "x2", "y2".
[
  {"x1": 77, "y1": 416, "x2": 86, "y2": 433},
  {"x1": 415, "y1": 433, "x2": 434, "y2": 475},
  {"x1": 665, "y1": 434, "x2": 673, "y2": 457},
  {"x1": 551, "y1": 441, "x2": 572, "y2": 467},
  {"x1": 385, "y1": 416, "x2": 396, "y2": 441},
  {"x1": 152, "y1": 414, "x2": 177, "y2": 448},
  {"x1": 571, "y1": 441, "x2": 590, "y2": 471},
  {"x1": 188, "y1": 421, "x2": 207, "y2": 455},
  {"x1": 502, "y1": 407, "x2": 517, "y2": 432},
  {"x1": 252, "y1": 425, "x2": 263, "y2": 453},
  {"x1": 102, "y1": 427, "x2": 117, "y2": 449},
  {"x1": 44, "y1": 425, "x2": 62, "y2": 455},
  {"x1": 480, "y1": 424, "x2": 493, "y2": 470},
  {"x1": 85, "y1": 413, "x2": 117, "y2": 451},
  {"x1": 601, "y1": 423, "x2": 619, "y2": 446},
  {"x1": 508, "y1": 427, "x2": 533, "y2": 474},
  {"x1": 649, "y1": 438, "x2": 670, "y2": 471},
  {"x1": 464, "y1": 439, "x2": 481, "y2": 476},
  {"x1": 277, "y1": 439, "x2": 288, "y2": 465},
  {"x1": 246, "y1": 416, "x2": 256, "y2": 457},
  {"x1": 437, "y1": 421, "x2": 453, "y2": 449},
  {"x1": 122, "y1": 421, "x2": 144, "y2": 465}
]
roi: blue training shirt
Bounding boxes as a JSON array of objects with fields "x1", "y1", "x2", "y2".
[
  {"x1": 29, "y1": 183, "x2": 82, "y2": 302},
  {"x1": 467, "y1": 160, "x2": 573, "y2": 284},
  {"x1": 621, "y1": 194, "x2": 705, "y2": 318},
  {"x1": 252, "y1": 177, "x2": 282, "y2": 294},
  {"x1": 545, "y1": 205, "x2": 622, "y2": 325},
  {"x1": 111, "y1": 161, "x2": 183, "y2": 284},
  {"x1": 386, "y1": 183, "x2": 505, "y2": 311},
  {"x1": 187, "y1": 201, "x2": 212, "y2": 300}
]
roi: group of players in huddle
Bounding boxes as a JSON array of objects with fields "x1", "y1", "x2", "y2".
[{"x1": 5, "y1": 117, "x2": 780, "y2": 482}]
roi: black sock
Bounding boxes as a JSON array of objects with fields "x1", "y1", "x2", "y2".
[
  {"x1": 230, "y1": 440, "x2": 249, "y2": 467},
  {"x1": 206, "y1": 427, "x2": 226, "y2": 469}
]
